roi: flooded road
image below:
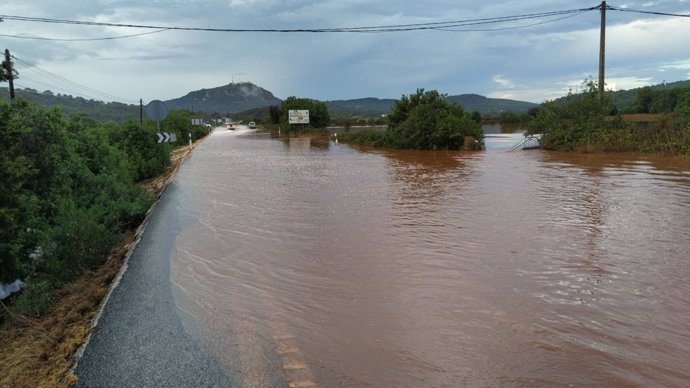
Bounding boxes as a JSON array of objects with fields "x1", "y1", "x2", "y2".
[{"x1": 171, "y1": 128, "x2": 690, "y2": 387}]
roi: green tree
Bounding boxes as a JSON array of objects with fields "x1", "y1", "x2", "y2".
[
  {"x1": 632, "y1": 86, "x2": 655, "y2": 114},
  {"x1": 529, "y1": 80, "x2": 630, "y2": 152},
  {"x1": 110, "y1": 120, "x2": 171, "y2": 181},
  {"x1": 280, "y1": 97, "x2": 330, "y2": 132},
  {"x1": 384, "y1": 89, "x2": 482, "y2": 150},
  {"x1": 1, "y1": 55, "x2": 18, "y2": 83},
  {"x1": 471, "y1": 110, "x2": 482, "y2": 124},
  {"x1": 269, "y1": 105, "x2": 281, "y2": 124}
]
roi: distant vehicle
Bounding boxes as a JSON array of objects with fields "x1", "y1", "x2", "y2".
[
  {"x1": 248, "y1": 121, "x2": 256, "y2": 129},
  {"x1": 226, "y1": 123, "x2": 236, "y2": 130}
]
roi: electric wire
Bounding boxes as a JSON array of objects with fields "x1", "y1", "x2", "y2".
[
  {"x1": 0, "y1": 6, "x2": 599, "y2": 34},
  {"x1": 0, "y1": 28, "x2": 171, "y2": 41},
  {"x1": 11, "y1": 55, "x2": 138, "y2": 103},
  {"x1": 606, "y1": 6, "x2": 690, "y2": 17},
  {"x1": 436, "y1": 9, "x2": 591, "y2": 32}
]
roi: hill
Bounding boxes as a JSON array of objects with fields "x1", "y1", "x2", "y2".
[
  {"x1": 164, "y1": 82, "x2": 281, "y2": 114},
  {"x1": 2, "y1": 82, "x2": 538, "y2": 122},
  {"x1": 610, "y1": 79, "x2": 690, "y2": 112},
  {"x1": 446, "y1": 94, "x2": 536, "y2": 114},
  {"x1": 0, "y1": 87, "x2": 138, "y2": 122},
  {"x1": 325, "y1": 94, "x2": 536, "y2": 117}
]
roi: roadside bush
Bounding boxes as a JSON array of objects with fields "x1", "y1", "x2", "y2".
[
  {"x1": 530, "y1": 80, "x2": 690, "y2": 154},
  {"x1": 110, "y1": 120, "x2": 170, "y2": 181},
  {"x1": 335, "y1": 128, "x2": 385, "y2": 146},
  {"x1": 384, "y1": 89, "x2": 482, "y2": 150},
  {"x1": 529, "y1": 80, "x2": 629, "y2": 152},
  {"x1": 0, "y1": 99, "x2": 156, "y2": 319}
]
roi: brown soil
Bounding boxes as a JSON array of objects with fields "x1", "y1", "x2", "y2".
[{"x1": 0, "y1": 140, "x2": 204, "y2": 388}]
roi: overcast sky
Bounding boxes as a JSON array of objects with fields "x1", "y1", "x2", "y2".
[{"x1": 1, "y1": 0, "x2": 688, "y2": 104}]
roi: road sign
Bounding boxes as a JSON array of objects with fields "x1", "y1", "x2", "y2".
[
  {"x1": 157, "y1": 132, "x2": 177, "y2": 143},
  {"x1": 288, "y1": 110, "x2": 309, "y2": 124},
  {"x1": 191, "y1": 118, "x2": 203, "y2": 126},
  {"x1": 145, "y1": 100, "x2": 169, "y2": 122}
]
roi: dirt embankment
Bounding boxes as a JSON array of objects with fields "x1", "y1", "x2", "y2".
[{"x1": 0, "y1": 140, "x2": 204, "y2": 388}]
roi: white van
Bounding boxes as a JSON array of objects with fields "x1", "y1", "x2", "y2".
[{"x1": 248, "y1": 121, "x2": 256, "y2": 129}]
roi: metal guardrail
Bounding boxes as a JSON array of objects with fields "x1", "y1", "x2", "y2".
[{"x1": 508, "y1": 134, "x2": 542, "y2": 151}]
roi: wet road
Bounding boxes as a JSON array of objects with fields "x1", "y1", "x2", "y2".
[{"x1": 73, "y1": 161, "x2": 236, "y2": 387}]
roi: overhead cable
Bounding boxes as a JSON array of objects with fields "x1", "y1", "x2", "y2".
[
  {"x1": 11, "y1": 55, "x2": 137, "y2": 103},
  {"x1": 606, "y1": 6, "x2": 690, "y2": 17},
  {"x1": 0, "y1": 28, "x2": 171, "y2": 41},
  {"x1": 0, "y1": 6, "x2": 599, "y2": 34}
]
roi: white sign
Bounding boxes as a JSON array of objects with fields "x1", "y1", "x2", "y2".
[
  {"x1": 191, "y1": 118, "x2": 203, "y2": 126},
  {"x1": 288, "y1": 110, "x2": 309, "y2": 124}
]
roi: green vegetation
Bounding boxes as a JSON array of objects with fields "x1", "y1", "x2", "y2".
[
  {"x1": 1, "y1": 87, "x2": 139, "y2": 122},
  {"x1": 0, "y1": 98, "x2": 206, "y2": 319},
  {"x1": 339, "y1": 89, "x2": 483, "y2": 150},
  {"x1": 279, "y1": 96, "x2": 330, "y2": 133},
  {"x1": 529, "y1": 80, "x2": 690, "y2": 154},
  {"x1": 611, "y1": 80, "x2": 690, "y2": 113},
  {"x1": 627, "y1": 83, "x2": 690, "y2": 114}
]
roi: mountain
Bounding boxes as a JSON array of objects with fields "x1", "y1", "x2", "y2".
[
  {"x1": 324, "y1": 94, "x2": 537, "y2": 117},
  {"x1": 324, "y1": 98, "x2": 396, "y2": 117},
  {"x1": 446, "y1": 94, "x2": 537, "y2": 114},
  {"x1": 164, "y1": 82, "x2": 282, "y2": 114}
]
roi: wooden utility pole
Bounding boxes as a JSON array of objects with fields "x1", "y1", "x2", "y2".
[
  {"x1": 598, "y1": 1, "x2": 607, "y2": 102},
  {"x1": 4, "y1": 49, "x2": 16, "y2": 100},
  {"x1": 140, "y1": 99, "x2": 143, "y2": 124}
]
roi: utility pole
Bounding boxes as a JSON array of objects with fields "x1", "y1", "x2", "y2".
[
  {"x1": 140, "y1": 99, "x2": 144, "y2": 124},
  {"x1": 4, "y1": 49, "x2": 16, "y2": 100},
  {"x1": 598, "y1": 1, "x2": 607, "y2": 102}
]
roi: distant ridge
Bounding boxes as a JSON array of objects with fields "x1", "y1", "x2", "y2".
[
  {"x1": 324, "y1": 94, "x2": 537, "y2": 116},
  {"x1": 164, "y1": 82, "x2": 281, "y2": 114},
  {"x1": 7, "y1": 79, "x2": 686, "y2": 122}
]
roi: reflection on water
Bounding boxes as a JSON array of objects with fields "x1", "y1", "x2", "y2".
[{"x1": 171, "y1": 128, "x2": 690, "y2": 387}]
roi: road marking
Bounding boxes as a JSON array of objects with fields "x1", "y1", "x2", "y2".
[
  {"x1": 289, "y1": 380, "x2": 317, "y2": 388},
  {"x1": 283, "y1": 363, "x2": 308, "y2": 370}
]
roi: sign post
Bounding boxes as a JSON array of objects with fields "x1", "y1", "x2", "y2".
[{"x1": 145, "y1": 100, "x2": 176, "y2": 143}]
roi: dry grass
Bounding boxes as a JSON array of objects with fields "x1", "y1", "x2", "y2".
[{"x1": 0, "y1": 141, "x2": 203, "y2": 387}]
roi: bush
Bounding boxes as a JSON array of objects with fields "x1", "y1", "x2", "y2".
[
  {"x1": 110, "y1": 120, "x2": 170, "y2": 181},
  {"x1": 0, "y1": 99, "x2": 157, "y2": 319},
  {"x1": 384, "y1": 89, "x2": 482, "y2": 150},
  {"x1": 10, "y1": 279, "x2": 56, "y2": 317},
  {"x1": 529, "y1": 80, "x2": 629, "y2": 152},
  {"x1": 280, "y1": 97, "x2": 330, "y2": 133},
  {"x1": 529, "y1": 80, "x2": 690, "y2": 154}
]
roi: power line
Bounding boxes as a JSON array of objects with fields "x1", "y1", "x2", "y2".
[
  {"x1": 437, "y1": 10, "x2": 591, "y2": 32},
  {"x1": 606, "y1": 6, "x2": 690, "y2": 17},
  {"x1": 11, "y1": 55, "x2": 138, "y2": 103},
  {"x1": 0, "y1": 4, "x2": 686, "y2": 38},
  {"x1": 0, "y1": 28, "x2": 171, "y2": 41},
  {"x1": 0, "y1": 6, "x2": 600, "y2": 34}
]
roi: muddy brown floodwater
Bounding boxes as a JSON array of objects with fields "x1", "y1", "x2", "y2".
[{"x1": 170, "y1": 128, "x2": 690, "y2": 387}]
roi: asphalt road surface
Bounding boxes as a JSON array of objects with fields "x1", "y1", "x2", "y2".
[{"x1": 73, "y1": 178, "x2": 236, "y2": 387}]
